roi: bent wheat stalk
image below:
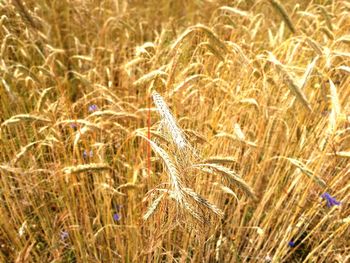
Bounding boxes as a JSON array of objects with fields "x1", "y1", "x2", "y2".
[
  {"x1": 268, "y1": 52, "x2": 312, "y2": 112},
  {"x1": 191, "y1": 163, "x2": 256, "y2": 200}
]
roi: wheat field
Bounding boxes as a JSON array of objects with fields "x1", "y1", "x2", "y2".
[{"x1": 0, "y1": 0, "x2": 349, "y2": 262}]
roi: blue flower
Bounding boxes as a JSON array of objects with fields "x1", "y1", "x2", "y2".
[
  {"x1": 288, "y1": 241, "x2": 296, "y2": 247},
  {"x1": 113, "y1": 213, "x2": 120, "y2": 221},
  {"x1": 321, "y1": 192, "x2": 340, "y2": 207},
  {"x1": 60, "y1": 231, "x2": 69, "y2": 240},
  {"x1": 83, "y1": 150, "x2": 93, "y2": 159},
  {"x1": 88, "y1": 104, "x2": 98, "y2": 112}
]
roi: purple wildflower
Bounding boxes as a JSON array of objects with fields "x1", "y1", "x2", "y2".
[
  {"x1": 60, "y1": 231, "x2": 69, "y2": 240},
  {"x1": 288, "y1": 241, "x2": 296, "y2": 247},
  {"x1": 113, "y1": 213, "x2": 120, "y2": 221},
  {"x1": 88, "y1": 104, "x2": 98, "y2": 112},
  {"x1": 321, "y1": 192, "x2": 340, "y2": 207},
  {"x1": 83, "y1": 150, "x2": 93, "y2": 159},
  {"x1": 70, "y1": 123, "x2": 78, "y2": 129}
]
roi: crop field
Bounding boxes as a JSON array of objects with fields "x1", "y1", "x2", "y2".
[{"x1": 0, "y1": 0, "x2": 349, "y2": 262}]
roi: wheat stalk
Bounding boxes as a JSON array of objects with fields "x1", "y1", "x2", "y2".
[
  {"x1": 328, "y1": 78, "x2": 341, "y2": 135},
  {"x1": 152, "y1": 91, "x2": 188, "y2": 151},
  {"x1": 1, "y1": 114, "x2": 51, "y2": 126},
  {"x1": 269, "y1": 0, "x2": 296, "y2": 33},
  {"x1": 143, "y1": 192, "x2": 165, "y2": 220},
  {"x1": 136, "y1": 132, "x2": 184, "y2": 203},
  {"x1": 62, "y1": 163, "x2": 111, "y2": 174},
  {"x1": 276, "y1": 157, "x2": 327, "y2": 188},
  {"x1": 268, "y1": 52, "x2": 312, "y2": 112},
  {"x1": 192, "y1": 163, "x2": 256, "y2": 200}
]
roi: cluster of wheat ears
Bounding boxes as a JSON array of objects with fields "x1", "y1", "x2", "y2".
[{"x1": 0, "y1": 0, "x2": 349, "y2": 262}]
